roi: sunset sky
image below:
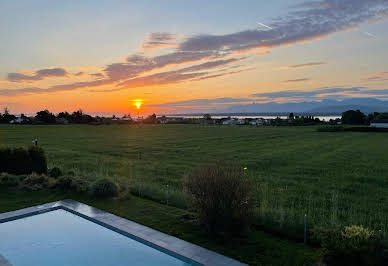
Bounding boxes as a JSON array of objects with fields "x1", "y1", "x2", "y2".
[{"x1": 1, "y1": 0, "x2": 388, "y2": 115}]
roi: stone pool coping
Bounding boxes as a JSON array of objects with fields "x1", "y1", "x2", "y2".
[{"x1": 0, "y1": 199, "x2": 247, "y2": 266}]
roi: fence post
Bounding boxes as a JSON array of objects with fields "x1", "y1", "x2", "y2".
[
  {"x1": 166, "y1": 184, "x2": 169, "y2": 206},
  {"x1": 304, "y1": 214, "x2": 308, "y2": 245}
]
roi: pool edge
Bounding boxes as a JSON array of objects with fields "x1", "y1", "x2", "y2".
[{"x1": 0, "y1": 200, "x2": 247, "y2": 266}]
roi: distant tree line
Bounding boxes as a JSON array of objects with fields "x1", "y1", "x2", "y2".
[
  {"x1": 341, "y1": 110, "x2": 388, "y2": 125},
  {"x1": 0, "y1": 107, "x2": 162, "y2": 125}
]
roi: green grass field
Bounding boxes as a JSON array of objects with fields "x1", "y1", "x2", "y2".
[{"x1": 1, "y1": 124, "x2": 388, "y2": 239}]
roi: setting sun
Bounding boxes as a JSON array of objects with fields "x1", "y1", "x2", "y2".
[{"x1": 132, "y1": 99, "x2": 143, "y2": 110}]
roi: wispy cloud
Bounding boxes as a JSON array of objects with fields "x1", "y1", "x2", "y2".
[
  {"x1": 179, "y1": 0, "x2": 388, "y2": 53},
  {"x1": 363, "y1": 72, "x2": 388, "y2": 82},
  {"x1": 283, "y1": 62, "x2": 326, "y2": 69},
  {"x1": 252, "y1": 87, "x2": 364, "y2": 99},
  {"x1": 149, "y1": 97, "x2": 253, "y2": 107},
  {"x1": 142, "y1": 32, "x2": 178, "y2": 50},
  {"x1": 283, "y1": 78, "x2": 310, "y2": 83},
  {"x1": 8, "y1": 68, "x2": 69, "y2": 82}
]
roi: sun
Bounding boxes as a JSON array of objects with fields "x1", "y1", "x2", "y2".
[{"x1": 132, "y1": 99, "x2": 143, "y2": 110}]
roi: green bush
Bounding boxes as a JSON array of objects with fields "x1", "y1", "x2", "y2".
[
  {"x1": 49, "y1": 167, "x2": 62, "y2": 178},
  {"x1": 0, "y1": 146, "x2": 47, "y2": 175},
  {"x1": 184, "y1": 162, "x2": 253, "y2": 235},
  {"x1": 19, "y1": 173, "x2": 54, "y2": 191},
  {"x1": 91, "y1": 178, "x2": 119, "y2": 198},
  {"x1": 28, "y1": 146, "x2": 47, "y2": 174},
  {"x1": 312, "y1": 225, "x2": 386, "y2": 266},
  {"x1": 55, "y1": 176, "x2": 74, "y2": 191},
  {"x1": 56, "y1": 175, "x2": 90, "y2": 193},
  {"x1": 0, "y1": 173, "x2": 25, "y2": 186}
]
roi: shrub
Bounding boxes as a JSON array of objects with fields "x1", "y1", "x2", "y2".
[
  {"x1": 0, "y1": 146, "x2": 47, "y2": 175},
  {"x1": 28, "y1": 146, "x2": 47, "y2": 174},
  {"x1": 56, "y1": 175, "x2": 90, "y2": 193},
  {"x1": 0, "y1": 173, "x2": 25, "y2": 186},
  {"x1": 91, "y1": 178, "x2": 119, "y2": 198},
  {"x1": 184, "y1": 162, "x2": 252, "y2": 235},
  {"x1": 19, "y1": 174, "x2": 54, "y2": 191},
  {"x1": 49, "y1": 167, "x2": 62, "y2": 178},
  {"x1": 312, "y1": 225, "x2": 386, "y2": 266},
  {"x1": 55, "y1": 176, "x2": 74, "y2": 191}
]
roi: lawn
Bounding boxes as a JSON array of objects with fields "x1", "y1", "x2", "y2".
[{"x1": 1, "y1": 124, "x2": 388, "y2": 242}]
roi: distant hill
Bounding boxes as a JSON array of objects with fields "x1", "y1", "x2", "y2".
[{"x1": 222, "y1": 98, "x2": 388, "y2": 114}]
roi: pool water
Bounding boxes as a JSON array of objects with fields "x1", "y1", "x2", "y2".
[{"x1": 0, "y1": 209, "x2": 194, "y2": 266}]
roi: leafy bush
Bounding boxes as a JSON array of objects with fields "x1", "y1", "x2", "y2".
[
  {"x1": 312, "y1": 225, "x2": 386, "y2": 266},
  {"x1": 0, "y1": 173, "x2": 25, "y2": 186},
  {"x1": 184, "y1": 162, "x2": 253, "y2": 235},
  {"x1": 0, "y1": 146, "x2": 47, "y2": 175},
  {"x1": 49, "y1": 167, "x2": 62, "y2": 178},
  {"x1": 91, "y1": 178, "x2": 119, "y2": 198},
  {"x1": 19, "y1": 173, "x2": 54, "y2": 191},
  {"x1": 56, "y1": 175, "x2": 89, "y2": 193},
  {"x1": 28, "y1": 146, "x2": 47, "y2": 174}
]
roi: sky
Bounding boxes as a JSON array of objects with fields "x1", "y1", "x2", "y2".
[{"x1": 1, "y1": 0, "x2": 388, "y2": 115}]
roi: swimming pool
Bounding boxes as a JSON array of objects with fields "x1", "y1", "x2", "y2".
[{"x1": 0, "y1": 209, "x2": 195, "y2": 266}]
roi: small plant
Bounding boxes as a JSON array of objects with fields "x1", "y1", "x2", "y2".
[
  {"x1": 312, "y1": 225, "x2": 386, "y2": 266},
  {"x1": 91, "y1": 178, "x2": 119, "y2": 198},
  {"x1": 0, "y1": 173, "x2": 25, "y2": 186},
  {"x1": 55, "y1": 176, "x2": 74, "y2": 191},
  {"x1": 49, "y1": 167, "x2": 62, "y2": 178},
  {"x1": 184, "y1": 161, "x2": 253, "y2": 235},
  {"x1": 19, "y1": 173, "x2": 54, "y2": 191}
]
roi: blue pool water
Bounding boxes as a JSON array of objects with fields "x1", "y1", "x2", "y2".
[{"x1": 0, "y1": 209, "x2": 194, "y2": 266}]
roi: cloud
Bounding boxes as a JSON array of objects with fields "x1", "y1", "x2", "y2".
[
  {"x1": 2, "y1": 0, "x2": 387, "y2": 96},
  {"x1": 90, "y1": 73, "x2": 105, "y2": 79},
  {"x1": 148, "y1": 32, "x2": 176, "y2": 42},
  {"x1": 363, "y1": 72, "x2": 388, "y2": 82},
  {"x1": 8, "y1": 68, "x2": 69, "y2": 82},
  {"x1": 283, "y1": 78, "x2": 310, "y2": 83},
  {"x1": 192, "y1": 67, "x2": 256, "y2": 81},
  {"x1": 149, "y1": 97, "x2": 253, "y2": 107},
  {"x1": 252, "y1": 87, "x2": 364, "y2": 99},
  {"x1": 117, "y1": 57, "x2": 244, "y2": 89},
  {"x1": 284, "y1": 62, "x2": 326, "y2": 69},
  {"x1": 142, "y1": 32, "x2": 177, "y2": 50},
  {"x1": 74, "y1": 72, "x2": 85, "y2": 77},
  {"x1": 178, "y1": 0, "x2": 388, "y2": 53}
]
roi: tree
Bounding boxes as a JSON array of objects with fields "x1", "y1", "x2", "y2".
[
  {"x1": 0, "y1": 107, "x2": 16, "y2": 123},
  {"x1": 289, "y1": 112, "x2": 294, "y2": 119},
  {"x1": 143, "y1": 113, "x2": 157, "y2": 124},
  {"x1": 342, "y1": 110, "x2": 366, "y2": 125},
  {"x1": 203, "y1": 114, "x2": 212, "y2": 120},
  {"x1": 35, "y1": 110, "x2": 56, "y2": 123}
]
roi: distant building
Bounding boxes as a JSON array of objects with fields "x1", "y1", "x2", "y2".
[
  {"x1": 249, "y1": 119, "x2": 265, "y2": 126},
  {"x1": 9, "y1": 117, "x2": 25, "y2": 124},
  {"x1": 370, "y1": 119, "x2": 388, "y2": 128},
  {"x1": 222, "y1": 119, "x2": 245, "y2": 125}
]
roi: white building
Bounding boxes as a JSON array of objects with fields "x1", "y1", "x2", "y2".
[
  {"x1": 370, "y1": 119, "x2": 388, "y2": 128},
  {"x1": 10, "y1": 117, "x2": 25, "y2": 124},
  {"x1": 249, "y1": 119, "x2": 264, "y2": 126}
]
